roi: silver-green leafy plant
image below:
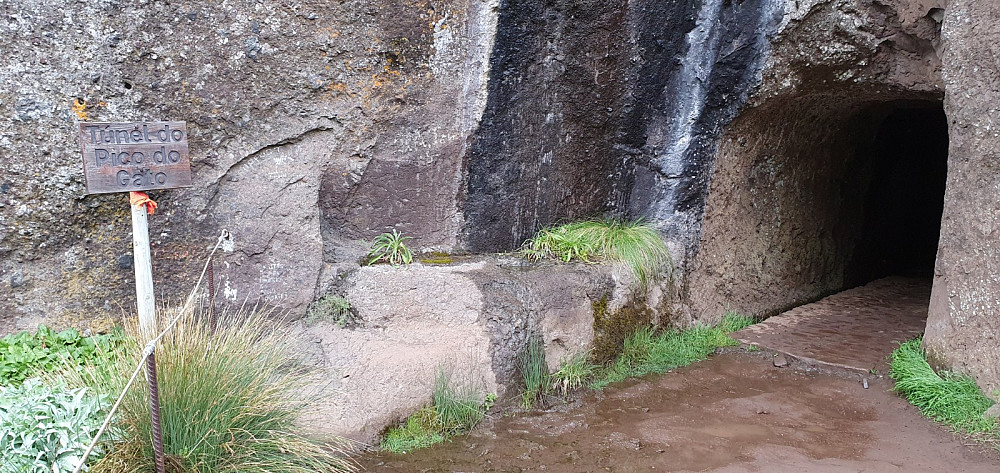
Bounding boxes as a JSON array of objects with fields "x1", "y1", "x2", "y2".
[
  {"x1": 0, "y1": 379, "x2": 106, "y2": 473},
  {"x1": 367, "y1": 230, "x2": 413, "y2": 266}
]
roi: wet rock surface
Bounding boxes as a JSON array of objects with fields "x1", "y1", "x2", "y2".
[
  {"x1": 357, "y1": 353, "x2": 1000, "y2": 472},
  {"x1": 462, "y1": 0, "x2": 784, "y2": 255}
]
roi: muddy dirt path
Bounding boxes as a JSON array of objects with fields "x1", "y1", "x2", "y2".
[{"x1": 357, "y1": 353, "x2": 1000, "y2": 472}]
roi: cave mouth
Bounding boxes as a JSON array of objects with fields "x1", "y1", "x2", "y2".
[
  {"x1": 689, "y1": 96, "x2": 950, "y2": 325},
  {"x1": 695, "y1": 99, "x2": 950, "y2": 372},
  {"x1": 845, "y1": 102, "x2": 949, "y2": 288}
]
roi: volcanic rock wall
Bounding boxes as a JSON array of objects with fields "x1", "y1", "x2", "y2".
[
  {"x1": 924, "y1": 0, "x2": 1000, "y2": 398},
  {"x1": 462, "y1": 0, "x2": 783, "y2": 260},
  {"x1": 2, "y1": 0, "x2": 1000, "y2": 398},
  {"x1": 0, "y1": 0, "x2": 500, "y2": 332}
]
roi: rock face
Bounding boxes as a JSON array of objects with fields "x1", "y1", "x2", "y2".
[
  {"x1": 0, "y1": 0, "x2": 500, "y2": 333},
  {"x1": 3, "y1": 0, "x2": 1000, "y2": 434},
  {"x1": 924, "y1": 0, "x2": 1000, "y2": 399},
  {"x1": 462, "y1": 0, "x2": 783, "y2": 258},
  {"x1": 300, "y1": 258, "x2": 641, "y2": 443}
]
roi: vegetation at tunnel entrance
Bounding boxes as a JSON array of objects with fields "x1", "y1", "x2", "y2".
[
  {"x1": 515, "y1": 312, "x2": 755, "y2": 409},
  {"x1": 520, "y1": 219, "x2": 672, "y2": 289},
  {"x1": 588, "y1": 312, "x2": 755, "y2": 389},
  {"x1": 890, "y1": 339, "x2": 998, "y2": 447}
]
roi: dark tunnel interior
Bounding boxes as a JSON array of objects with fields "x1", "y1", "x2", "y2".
[{"x1": 846, "y1": 104, "x2": 950, "y2": 286}]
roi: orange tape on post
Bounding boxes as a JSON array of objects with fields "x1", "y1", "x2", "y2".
[{"x1": 129, "y1": 191, "x2": 158, "y2": 215}]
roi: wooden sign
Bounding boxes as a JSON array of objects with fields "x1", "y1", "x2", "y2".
[{"x1": 79, "y1": 122, "x2": 192, "y2": 195}]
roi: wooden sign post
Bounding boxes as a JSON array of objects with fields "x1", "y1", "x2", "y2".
[
  {"x1": 130, "y1": 198, "x2": 156, "y2": 339},
  {"x1": 79, "y1": 121, "x2": 192, "y2": 473},
  {"x1": 78, "y1": 122, "x2": 192, "y2": 339}
]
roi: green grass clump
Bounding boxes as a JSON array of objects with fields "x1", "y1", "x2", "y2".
[
  {"x1": 0, "y1": 379, "x2": 107, "y2": 473},
  {"x1": 589, "y1": 312, "x2": 754, "y2": 389},
  {"x1": 551, "y1": 352, "x2": 597, "y2": 397},
  {"x1": 508, "y1": 314, "x2": 754, "y2": 404},
  {"x1": 0, "y1": 326, "x2": 125, "y2": 387},
  {"x1": 433, "y1": 370, "x2": 491, "y2": 435},
  {"x1": 367, "y1": 229, "x2": 413, "y2": 266},
  {"x1": 716, "y1": 311, "x2": 755, "y2": 333},
  {"x1": 380, "y1": 408, "x2": 444, "y2": 454},
  {"x1": 520, "y1": 219, "x2": 672, "y2": 289},
  {"x1": 307, "y1": 294, "x2": 356, "y2": 328},
  {"x1": 380, "y1": 370, "x2": 494, "y2": 454},
  {"x1": 82, "y1": 308, "x2": 355, "y2": 473},
  {"x1": 890, "y1": 339, "x2": 998, "y2": 436},
  {"x1": 519, "y1": 338, "x2": 549, "y2": 408}
]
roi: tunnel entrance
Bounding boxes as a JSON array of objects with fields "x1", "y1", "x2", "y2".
[
  {"x1": 846, "y1": 104, "x2": 949, "y2": 287},
  {"x1": 690, "y1": 98, "x2": 949, "y2": 372}
]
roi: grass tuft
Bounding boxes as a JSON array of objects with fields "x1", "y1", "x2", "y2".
[
  {"x1": 80, "y1": 307, "x2": 356, "y2": 473},
  {"x1": 550, "y1": 352, "x2": 597, "y2": 397},
  {"x1": 521, "y1": 219, "x2": 672, "y2": 289},
  {"x1": 380, "y1": 369, "x2": 494, "y2": 454},
  {"x1": 518, "y1": 338, "x2": 549, "y2": 408},
  {"x1": 716, "y1": 311, "x2": 755, "y2": 333},
  {"x1": 379, "y1": 407, "x2": 444, "y2": 454},
  {"x1": 307, "y1": 294, "x2": 356, "y2": 328},
  {"x1": 890, "y1": 339, "x2": 998, "y2": 436},
  {"x1": 433, "y1": 370, "x2": 490, "y2": 436},
  {"x1": 589, "y1": 312, "x2": 752, "y2": 389}
]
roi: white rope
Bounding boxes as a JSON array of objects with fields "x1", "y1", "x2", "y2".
[
  {"x1": 70, "y1": 351, "x2": 146, "y2": 473},
  {"x1": 146, "y1": 230, "x2": 229, "y2": 347},
  {"x1": 72, "y1": 230, "x2": 229, "y2": 472}
]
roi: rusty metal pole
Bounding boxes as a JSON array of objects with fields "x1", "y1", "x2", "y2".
[
  {"x1": 207, "y1": 255, "x2": 216, "y2": 332},
  {"x1": 146, "y1": 349, "x2": 166, "y2": 473}
]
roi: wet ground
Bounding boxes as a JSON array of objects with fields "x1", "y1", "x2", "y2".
[
  {"x1": 357, "y1": 352, "x2": 1000, "y2": 472},
  {"x1": 735, "y1": 277, "x2": 930, "y2": 374},
  {"x1": 357, "y1": 276, "x2": 998, "y2": 472}
]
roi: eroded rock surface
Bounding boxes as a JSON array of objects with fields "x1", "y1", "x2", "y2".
[
  {"x1": 298, "y1": 258, "x2": 646, "y2": 443},
  {"x1": 0, "y1": 0, "x2": 499, "y2": 333},
  {"x1": 925, "y1": 0, "x2": 1000, "y2": 398}
]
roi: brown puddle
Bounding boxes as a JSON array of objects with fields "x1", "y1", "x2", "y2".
[{"x1": 356, "y1": 353, "x2": 1000, "y2": 472}]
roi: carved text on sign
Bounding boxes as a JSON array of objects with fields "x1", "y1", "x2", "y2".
[{"x1": 79, "y1": 122, "x2": 192, "y2": 195}]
